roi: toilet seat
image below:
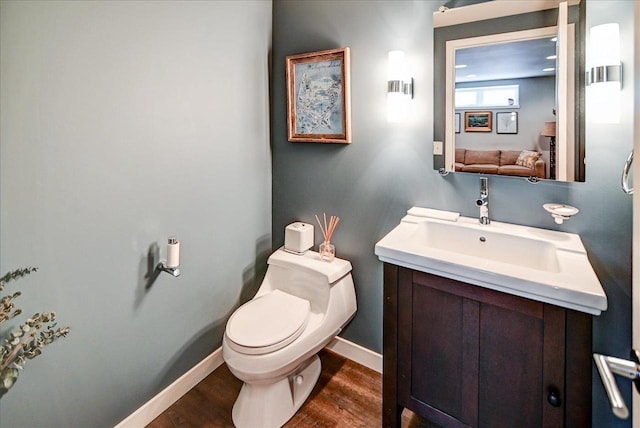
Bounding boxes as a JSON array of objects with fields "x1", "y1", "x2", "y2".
[{"x1": 225, "y1": 289, "x2": 310, "y2": 355}]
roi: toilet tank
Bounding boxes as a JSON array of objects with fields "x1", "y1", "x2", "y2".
[{"x1": 259, "y1": 248, "x2": 352, "y2": 313}]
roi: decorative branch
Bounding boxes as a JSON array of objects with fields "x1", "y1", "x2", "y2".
[
  {"x1": 0, "y1": 268, "x2": 70, "y2": 399},
  {"x1": 0, "y1": 267, "x2": 38, "y2": 287},
  {"x1": 0, "y1": 267, "x2": 37, "y2": 326},
  {"x1": 0, "y1": 291, "x2": 23, "y2": 325}
]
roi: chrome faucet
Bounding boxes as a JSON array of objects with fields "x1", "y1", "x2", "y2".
[{"x1": 476, "y1": 177, "x2": 490, "y2": 224}]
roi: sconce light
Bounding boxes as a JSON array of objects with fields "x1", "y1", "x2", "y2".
[
  {"x1": 387, "y1": 50, "x2": 414, "y2": 123},
  {"x1": 587, "y1": 23, "x2": 621, "y2": 124}
]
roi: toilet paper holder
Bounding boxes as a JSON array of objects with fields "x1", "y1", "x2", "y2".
[
  {"x1": 157, "y1": 237, "x2": 181, "y2": 277},
  {"x1": 157, "y1": 261, "x2": 180, "y2": 277}
]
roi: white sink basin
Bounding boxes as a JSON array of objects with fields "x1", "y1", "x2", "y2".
[
  {"x1": 375, "y1": 208, "x2": 607, "y2": 315},
  {"x1": 416, "y1": 220, "x2": 561, "y2": 272}
]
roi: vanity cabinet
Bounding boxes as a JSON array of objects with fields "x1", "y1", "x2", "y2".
[{"x1": 383, "y1": 264, "x2": 592, "y2": 428}]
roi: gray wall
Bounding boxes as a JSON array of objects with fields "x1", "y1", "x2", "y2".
[
  {"x1": 272, "y1": 1, "x2": 633, "y2": 427},
  {"x1": 0, "y1": 1, "x2": 271, "y2": 426}
]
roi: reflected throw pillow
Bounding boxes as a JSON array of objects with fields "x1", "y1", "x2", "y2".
[{"x1": 515, "y1": 150, "x2": 541, "y2": 169}]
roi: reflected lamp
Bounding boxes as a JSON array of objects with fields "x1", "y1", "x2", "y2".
[{"x1": 541, "y1": 121, "x2": 557, "y2": 180}]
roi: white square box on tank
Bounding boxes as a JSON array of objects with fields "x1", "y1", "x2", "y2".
[{"x1": 284, "y1": 222, "x2": 314, "y2": 254}]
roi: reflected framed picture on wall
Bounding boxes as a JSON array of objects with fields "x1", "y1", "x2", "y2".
[
  {"x1": 464, "y1": 111, "x2": 492, "y2": 132},
  {"x1": 286, "y1": 48, "x2": 351, "y2": 143},
  {"x1": 496, "y1": 112, "x2": 518, "y2": 134},
  {"x1": 455, "y1": 113, "x2": 461, "y2": 133}
]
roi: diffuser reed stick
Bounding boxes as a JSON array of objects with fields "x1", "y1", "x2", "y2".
[{"x1": 315, "y1": 213, "x2": 339, "y2": 262}]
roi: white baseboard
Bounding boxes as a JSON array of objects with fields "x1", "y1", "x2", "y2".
[
  {"x1": 114, "y1": 347, "x2": 224, "y2": 428},
  {"x1": 325, "y1": 336, "x2": 382, "y2": 373},
  {"x1": 114, "y1": 337, "x2": 382, "y2": 427}
]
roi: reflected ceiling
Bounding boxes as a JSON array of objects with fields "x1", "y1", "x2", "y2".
[{"x1": 455, "y1": 37, "x2": 557, "y2": 83}]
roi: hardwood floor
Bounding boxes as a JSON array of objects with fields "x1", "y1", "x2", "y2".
[{"x1": 147, "y1": 349, "x2": 431, "y2": 427}]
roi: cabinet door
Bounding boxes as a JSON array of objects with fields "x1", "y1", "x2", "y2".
[
  {"x1": 401, "y1": 281, "x2": 478, "y2": 427},
  {"x1": 479, "y1": 302, "x2": 543, "y2": 426},
  {"x1": 400, "y1": 271, "x2": 567, "y2": 428}
]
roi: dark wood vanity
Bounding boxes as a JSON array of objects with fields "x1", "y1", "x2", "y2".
[{"x1": 383, "y1": 264, "x2": 592, "y2": 428}]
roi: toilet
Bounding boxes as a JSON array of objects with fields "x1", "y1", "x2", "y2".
[{"x1": 222, "y1": 248, "x2": 357, "y2": 428}]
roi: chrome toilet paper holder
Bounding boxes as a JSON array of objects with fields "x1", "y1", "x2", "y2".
[{"x1": 157, "y1": 237, "x2": 181, "y2": 277}]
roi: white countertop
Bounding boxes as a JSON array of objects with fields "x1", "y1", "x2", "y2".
[{"x1": 375, "y1": 208, "x2": 607, "y2": 315}]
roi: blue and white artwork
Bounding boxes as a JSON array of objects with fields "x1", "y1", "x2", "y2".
[{"x1": 294, "y1": 59, "x2": 344, "y2": 135}]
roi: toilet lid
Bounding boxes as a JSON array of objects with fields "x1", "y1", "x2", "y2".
[{"x1": 226, "y1": 290, "x2": 310, "y2": 354}]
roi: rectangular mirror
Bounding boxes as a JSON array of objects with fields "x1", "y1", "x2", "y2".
[{"x1": 433, "y1": 0, "x2": 585, "y2": 183}]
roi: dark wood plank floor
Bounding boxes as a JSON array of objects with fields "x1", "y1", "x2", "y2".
[{"x1": 147, "y1": 349, "x2": 430, "y2": 427}]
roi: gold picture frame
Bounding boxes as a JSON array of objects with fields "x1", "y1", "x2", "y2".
[
  {"x1": 464, "y1": 111, "x2": 492, "y2": 132},
  {"x1": 286, "y1": 48, "x2": 351, "y2": 143}
]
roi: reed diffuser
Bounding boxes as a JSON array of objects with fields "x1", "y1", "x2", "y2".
[{"x1": 315, "y1": 213, "x2": 340, "y2": 262}]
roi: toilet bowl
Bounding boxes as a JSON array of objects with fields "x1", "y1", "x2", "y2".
[{"x1": 222, "y1": 248, "x2": 357, "y2": 428}]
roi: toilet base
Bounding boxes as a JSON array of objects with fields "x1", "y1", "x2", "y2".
[{"x1": 231, "y1": 354, "x2": 321, "y2": 428}]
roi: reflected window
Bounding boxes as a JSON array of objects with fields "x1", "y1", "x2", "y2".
[{"x1": 455, "y1": 85, "x2": 520, "y2": 108}]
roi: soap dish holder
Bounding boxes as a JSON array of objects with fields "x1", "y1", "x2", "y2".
[{"x1": 543, "y1": 203, "x2": 579, "y2": 224}]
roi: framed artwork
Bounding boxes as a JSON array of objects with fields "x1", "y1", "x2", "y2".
[
  {"x1": 286, "y1": 48, "x2": 351, "y2": 143},
  {"x1": 464, "y1": 111, "x2": 492, "y2": 132},
  {"x1": 496, "y1": 112, "x2": 518, "y2": 134},
  {"x1": 455, "y1": 113, "x2": 461, "y2": 133}
]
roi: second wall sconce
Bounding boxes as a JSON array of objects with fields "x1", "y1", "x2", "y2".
[
  {"x1": 387, "y1": 50, "x2": 414, "y2": 123},
  {"x1": 587, "y1": 23, "x2": 622, "y2": 124}
]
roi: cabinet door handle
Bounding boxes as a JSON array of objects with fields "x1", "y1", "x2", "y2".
[{"x1": 547, "y1": 388, "x2": 561, "y2": 407}]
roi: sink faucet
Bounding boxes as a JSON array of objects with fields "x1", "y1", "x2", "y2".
[{"x1": 476, "y1": 177, "x2": 490, "y2": 225}]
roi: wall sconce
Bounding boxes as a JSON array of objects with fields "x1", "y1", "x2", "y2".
[
  {"x1": 387, "y1": 50, "x2": 414, "y2": 123},
  {"x1": 587, "y1": 23, "x2": 621, "y2": 124}
]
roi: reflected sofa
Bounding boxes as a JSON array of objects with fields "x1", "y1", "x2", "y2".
[{"x1": 455, "y1": 149, "x2": 546, "y2": 179}]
